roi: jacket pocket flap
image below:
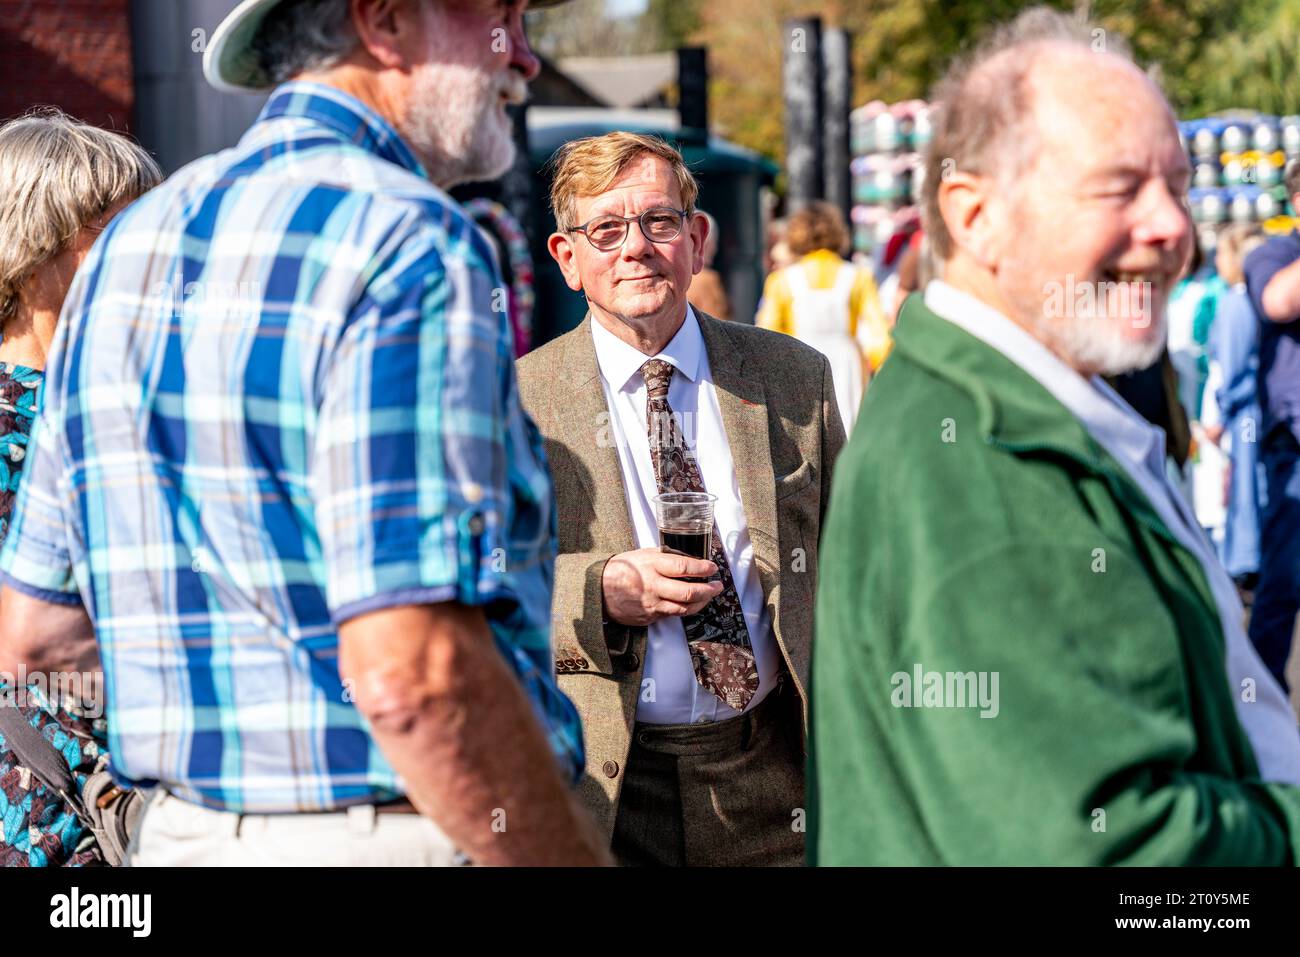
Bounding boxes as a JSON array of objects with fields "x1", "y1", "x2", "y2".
[{"x1": 775, "y1": 460, "x2": 814, "y2": 499}]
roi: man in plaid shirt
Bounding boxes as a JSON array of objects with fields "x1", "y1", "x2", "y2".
[{"x1": 0, "y1": 0, "x2": 607, "y2": 866}]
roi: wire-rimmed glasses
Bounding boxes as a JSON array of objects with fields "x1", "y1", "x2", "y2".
[{"x1": 569, "y1": 206, "x2": 690, "y2": 251}]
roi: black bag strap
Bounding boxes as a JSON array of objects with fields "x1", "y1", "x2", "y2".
[{"x1": 0, "y1": 702, "x2": 77, "y2": 799}]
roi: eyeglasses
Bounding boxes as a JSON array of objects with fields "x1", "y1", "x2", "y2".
[{"x1": 569, "y1": 206, "x2": 690, "y2": 251}]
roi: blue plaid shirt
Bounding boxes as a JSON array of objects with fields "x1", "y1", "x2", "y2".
[{"x1": 0, "y1": 82, "x2": 583, "y2": 812}]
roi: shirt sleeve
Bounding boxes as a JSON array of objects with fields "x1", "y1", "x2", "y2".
[
  {"x1": 311, "y1": 220, "x2": 520, "y2": 625},
  {"x1": 1244, "y1": 239, "x2": 1300, "y2": 323},
  {"x1": 0, "y1": 395, "x2": 81, "y2": 606}
]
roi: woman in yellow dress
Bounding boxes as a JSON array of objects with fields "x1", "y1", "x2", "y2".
[{"x1": 756, "y1": 202, "x2": 890, "y2": 435}]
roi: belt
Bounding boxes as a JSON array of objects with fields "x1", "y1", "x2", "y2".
[
  {"x1": 631, "y1": 673, "x2": 793, "y2": 755},
  {"x1": 374, "y1": 798, "x2": 420, "y2": 815},
  {"x1": 160, "y1": 790, "x2": 421, "y2": 817}
]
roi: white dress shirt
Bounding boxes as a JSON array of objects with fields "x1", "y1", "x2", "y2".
[
  {"x1": 925, "y1": 280, "x2": 1300, "y2": 785},
  {"x1": 590, "y1": 307, "x2": 779, "y2": 724}
]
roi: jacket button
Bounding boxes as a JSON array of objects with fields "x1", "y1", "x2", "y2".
[
  {"x1": 602, "y1": 760, "x2": 619, "y2": 778},
  {"x1": 554, "y1": 660, "x2": 568, "y2": 673},
  {"x1": 576, "y1": 657, "x2": 588, "y2": 668},
  {"x1": 622, "y1": 652, "x2": 640, "y2": 670}
]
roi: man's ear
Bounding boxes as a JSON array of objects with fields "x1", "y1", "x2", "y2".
[
  {"x1": 350, "y1": 0, "x2": 422, "y2": 70},
  {"x1": 936, "y1": 170, "x2": 1002, "y2": 271},
  {"x1": 687, "y1": 212, "x2": 708, "y2": 276},
  {"x1": 548, "y1": 232, "x2": 584, "y2": 292}
]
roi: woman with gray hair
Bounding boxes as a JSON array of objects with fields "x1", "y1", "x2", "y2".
[{"x1": 0, "y1": 108, "x2": 160, "y2": 866}]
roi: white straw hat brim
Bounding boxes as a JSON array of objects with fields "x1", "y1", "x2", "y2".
[
  {"x1": 202, "y1": 0, "x2": 576, "y2": 94},
  {"x1": 203, "y1": 0, "x2": 293, "y2": 94}
]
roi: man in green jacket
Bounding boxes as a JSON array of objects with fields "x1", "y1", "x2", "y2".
[{"x1": 810, "y1": 7, "x2": 1300, "y2": 865}]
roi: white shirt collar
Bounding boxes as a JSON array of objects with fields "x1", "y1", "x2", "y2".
[
  {"x1": 922, "y1": 280, "x2": 1167, "y2": 476},
  {"x1": 590, "y1": 305, "x2": 703, "y2": 393}
]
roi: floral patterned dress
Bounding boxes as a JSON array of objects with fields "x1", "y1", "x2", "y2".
[{"x1": 0, "y1": 362, "x2": 107, "y2": 867}]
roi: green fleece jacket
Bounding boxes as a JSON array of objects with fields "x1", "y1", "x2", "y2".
[{"x1": 809, "y1": 295, "x2": 1300, "y2": 866}]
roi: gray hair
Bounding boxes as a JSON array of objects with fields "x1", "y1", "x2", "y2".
[
  {"x1": 922, "y1": 6, "x2": 1135, "y2": 261},
  {"x1": 254, "y1": 0, "x2": 360, "y2": 85},
  {"x1": 0, "y1": 109, "x2": 163, "y2": 324}
]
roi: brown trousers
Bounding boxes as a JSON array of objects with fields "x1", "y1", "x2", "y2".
[{"x1": 611, "y1": 675, "x2": 805, "y2": 867}]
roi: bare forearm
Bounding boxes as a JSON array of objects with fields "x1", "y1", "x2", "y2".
[
  {"x1": 346, "y1": 608, "x2": 607, "y2": 866},
  {"x1": 21, "y1": 632, "x2": 98, "y2": 677},
  {"x1": 0, "y1": 587, "x2": 97, "y2": 678},
  {"x1": 1261, "y1": 259, "x2": 1300, "y2": 322}
]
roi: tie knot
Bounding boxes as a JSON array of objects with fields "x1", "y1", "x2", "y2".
[{"x1": 640, "y1": 359, "x2": 674, "y2": 399}]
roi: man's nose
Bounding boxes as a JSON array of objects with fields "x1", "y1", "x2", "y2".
[
  {"x1": 1134, "y1": 180, "x2": 1191, "y2": 249},
  {"x1": 620, "y1": 217, "x2": 654, "y2": 259},
  {"x1": 510, "y1": 15, "x2": 541, "y2": 83}
]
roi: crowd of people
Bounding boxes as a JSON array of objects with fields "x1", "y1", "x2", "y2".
[{"x1": 2, "y1": 0, "x2": 1300, "y2": 868}]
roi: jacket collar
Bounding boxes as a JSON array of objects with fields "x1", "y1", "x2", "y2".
[
  {"x1": 252, "y1": 81, "x2": 426, "y2": 179},
  {"x1": 891, "y1": 290, "x2": 1195, "y2": 552},
  {"x1": 562, "y1": 306, "x2": 746, "y2": 393},
  {"x1": 893, "y1": 290, "x2": 1105, "y2": 464},
  {"x1": 589, "y1": 306, "x2": 706, "y2": 394}
]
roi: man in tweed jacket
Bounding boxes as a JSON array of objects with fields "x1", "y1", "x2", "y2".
[{"x1": 519, "y1": 132, "x2": 844, "y2": 865}]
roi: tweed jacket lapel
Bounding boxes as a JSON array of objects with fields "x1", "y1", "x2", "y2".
[
  {"x1": 552, "y1": 310, "x2": 780, "y2": 600},
  {"x1": 555, "y1": 314, "x2": 637, "y2": 555}
]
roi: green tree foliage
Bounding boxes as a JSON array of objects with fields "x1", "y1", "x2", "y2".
[
  {"x1": 698, "y1": 0, "x2": 1289, "y2": 162},
  {"x1": 529, "y1": 1, "x2": 1298, "y2": 165},
  {"x1": 526, "y1": 0, "x2": 654, "y2": 58},
  {"x1": 526, "y1": 0, "x2": 703, "y2": 58},
  {"x1": 1188, "y1": 0, "x2": 1300, "y2": 116},
  {"x1": 643, "y1": 0, "x2": 703, "y2": 51}
]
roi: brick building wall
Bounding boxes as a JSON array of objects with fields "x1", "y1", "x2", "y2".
[{"x1": 0, "y1": 0, "x2": 135, "y2": 130}]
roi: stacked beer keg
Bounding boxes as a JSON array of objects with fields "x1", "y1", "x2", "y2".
[
  {"x1": 849, "y1": 100, "x2": 929, "y2": 262},
  {"x1": 1183, "y1": 114, "x2": 1300, "y2": 251},
  {"x1": 848, "y1": 105, "x2": 1300, "y2": 260}
]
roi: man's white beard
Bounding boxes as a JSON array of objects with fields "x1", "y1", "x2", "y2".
[
  {"x1": 1032, "y1": 305, "x2": 1167, "y2": 377},
  {"x1": 400, "y1": 63, "x2": 522, "y2": 187}
]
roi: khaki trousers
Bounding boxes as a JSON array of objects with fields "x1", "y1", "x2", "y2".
[
  {"x1": 611, "y1": 675, "x2": 806, "y2": 867},
  {"x1": 127, "y1": 790, "x2": 465, "y2": 867}
]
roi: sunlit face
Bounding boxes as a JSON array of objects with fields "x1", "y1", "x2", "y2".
[
  {"x1": 400, "y1": 0, "x2": 539, "y2": 186},
  {"x1": 990, "y1": 52, "x2": 1192, "y2": 376},
  {"x1": 549, "y1": 155, "x2": 707, "y2": 335}
]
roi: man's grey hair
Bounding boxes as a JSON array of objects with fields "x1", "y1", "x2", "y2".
[
  {"x1": 0, "y1": 109, "x2": 162, "y2": 324},
  {"x1": 254, "y1": 0, "x2": 361, "y2": 85},
  {"x1": 922, "y1": 6, "x2": 1136, "y2": 261}
]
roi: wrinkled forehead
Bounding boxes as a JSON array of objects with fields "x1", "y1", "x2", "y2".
[
  {"x1": 576, "y1": 154, "x2": 684, "y2": 218},
  {"x1": 1027, "y1": 51, "x2": 1185, "y2": 176}
]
